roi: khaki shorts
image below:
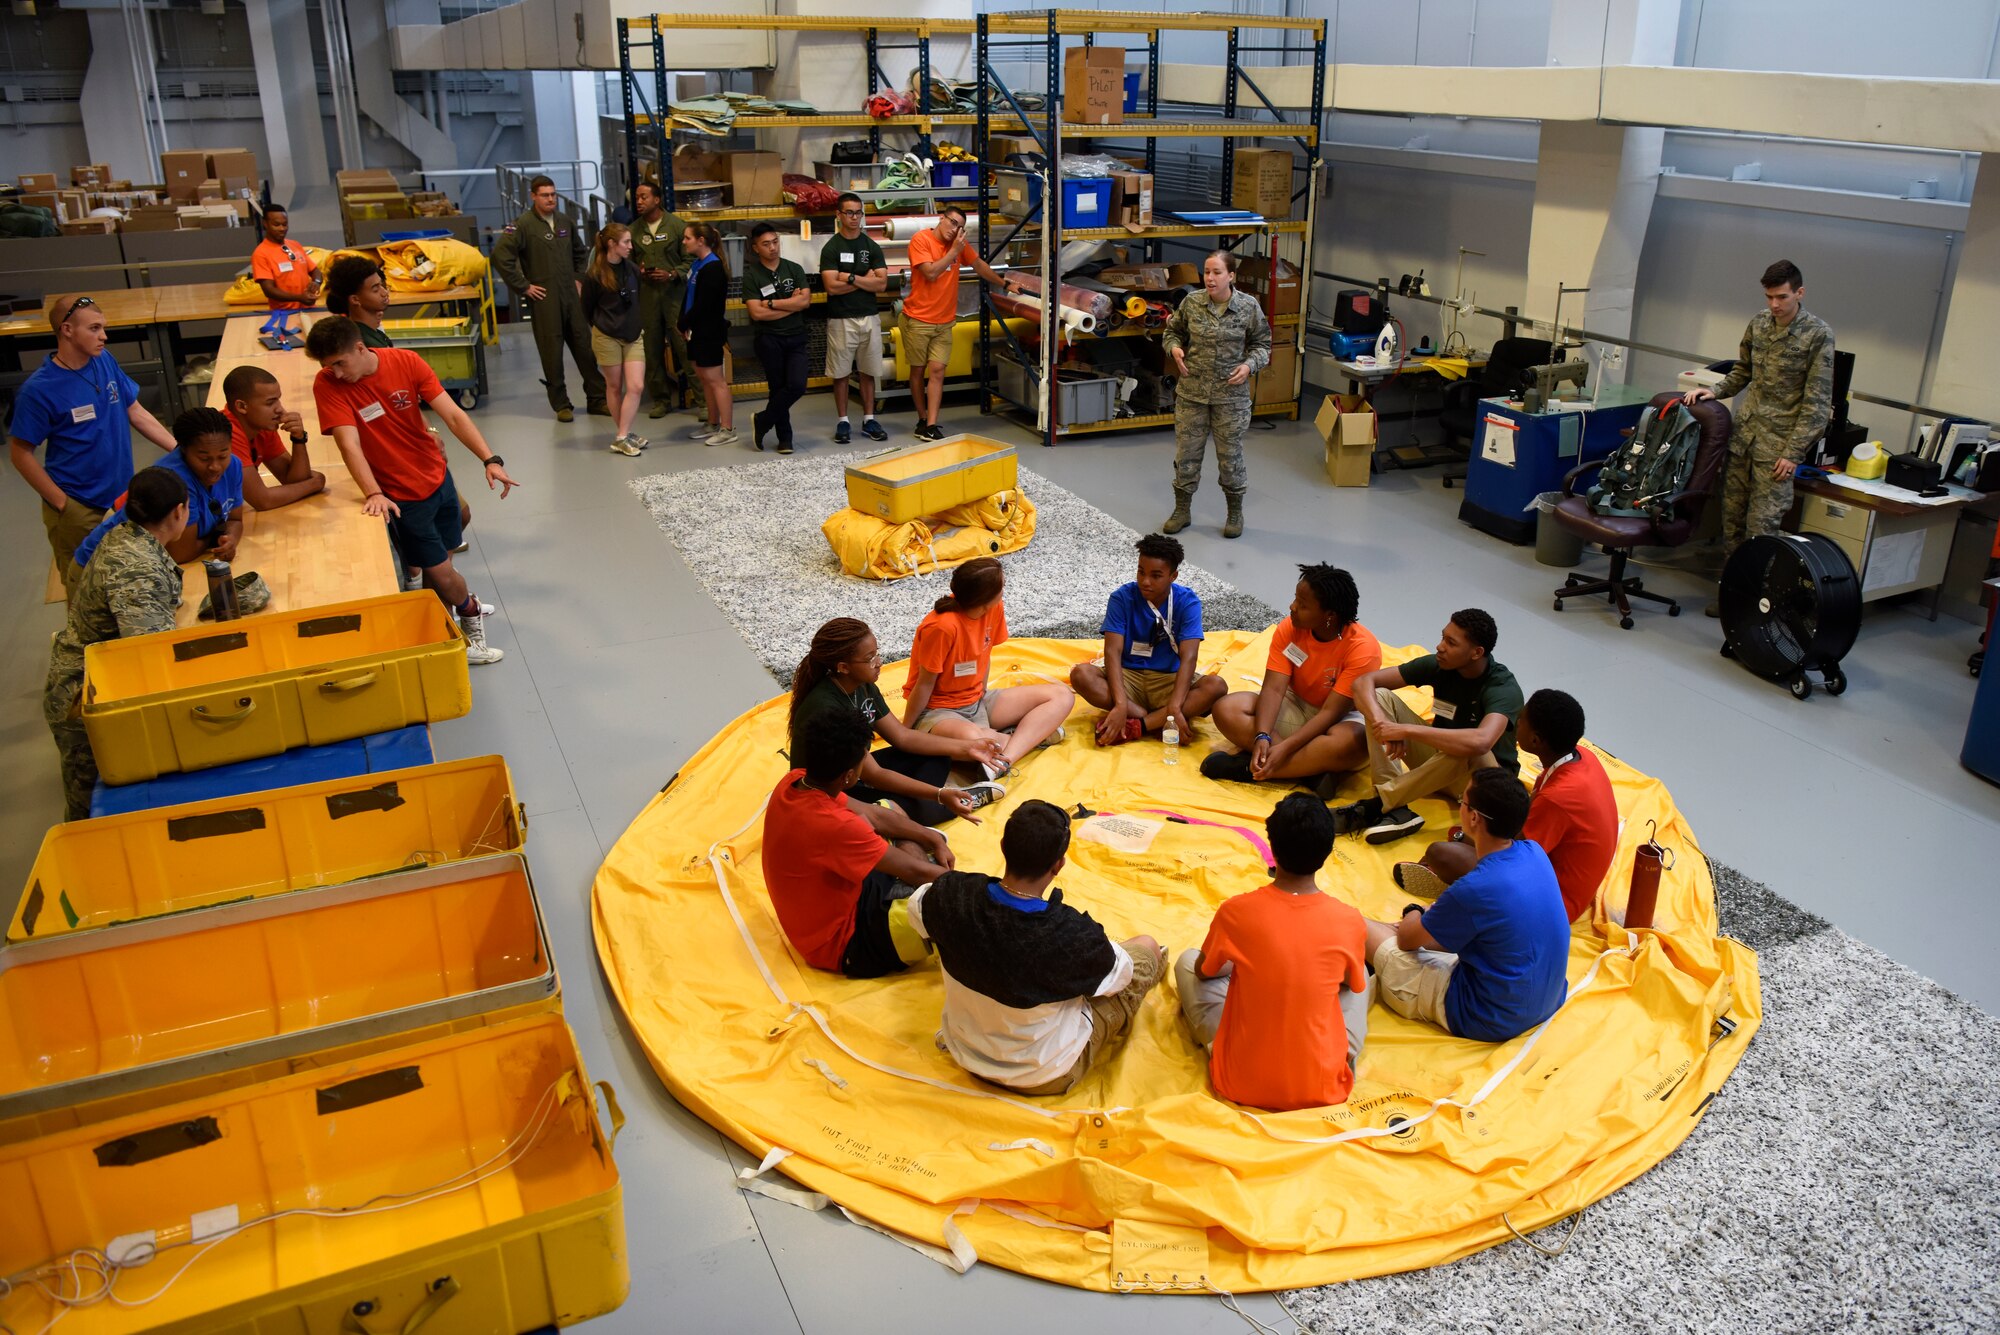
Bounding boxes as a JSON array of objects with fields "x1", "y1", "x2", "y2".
[
  {"x1": 1121, "y1": 668, "x2": 1180, "y2": 712},
  {"x1": 899, "y1": 315, "x2": 955, "y2": 371},
  {"x1": 1373, "y1": 937, "x2": 1458, "y2": 1032},
  {"x1": 826, "y1": 314, "x2": 887, "y2": 379},
  {"x1": 915, "y1": 697, "x2": 991, "y2": 733},
  {"x1": 591, "y1": 328, "x2": 644, "y2": 366},
  {"x1": 1014, "y1": 941, "x2": 1163, "y2": 1096}
]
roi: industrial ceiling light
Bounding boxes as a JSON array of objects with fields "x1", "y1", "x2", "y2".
[{"x1": 10, "y1": 1, "x2": 36, "y2": 17}]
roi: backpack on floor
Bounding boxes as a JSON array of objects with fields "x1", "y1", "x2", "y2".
[{"x1": 1587, "y1": 401, "x2": 1703, "y2": 525}]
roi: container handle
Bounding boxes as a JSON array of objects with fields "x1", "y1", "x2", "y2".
[
  {"x1": 191, "y1": 697, "x2": 255, "y2": 725},
  {"x1": 340, "y1": 1274, "x2": 460, "y2": 1335},
  {"x1": 318, "y1": 671, "x2": 381, "y2": 695},
  {"x1": 595, "y1": 1079, "x2": 626, "y2": 1148}
]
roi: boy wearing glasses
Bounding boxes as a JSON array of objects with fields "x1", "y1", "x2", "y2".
[
  {"x1": 819, "y1": 193, "x2": 890, "y2": 443},
  {"x1": 72, "y1": 406, "x2": 246, "y2": 572},
  {"x1": 8, "y1": 294, "x2": 176, "y2": 585}
]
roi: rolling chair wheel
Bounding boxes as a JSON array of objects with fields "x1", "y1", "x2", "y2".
[
  {"x1": 1619, "y1": 616, "x2": 1634, "y2": 630},
  {"x1": 1668, "y1": 604, "x2": 1681, "y2": 617},
  {"x1": 1553, "y1": 599, "x2": 1564, "y2": 612}
]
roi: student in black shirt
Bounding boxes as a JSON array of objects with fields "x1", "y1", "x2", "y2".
[{"x1": 743, "y1": 222, "x2": 812, "y2": 454}]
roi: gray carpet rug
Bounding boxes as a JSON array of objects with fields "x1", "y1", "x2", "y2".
[
  {"x1": 634, "y1": 459, "x2": 2000, "y2": 1331},
  {"x1": 632, "y1": 453, "x2": 1283, "y2": 684}
]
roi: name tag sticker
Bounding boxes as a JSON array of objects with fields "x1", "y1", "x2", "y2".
[
  {"x1": 1432, "y1": 700, "x2": 1457, "y2": 721},
  {"x1": 357, "y1": 402, "x2": 386, "y2": 423},
  {"x1": 278, "y1": 262, "x2": 294, "y2": 273},
  {"x1": 1282, "y1": 642, "x2": 1308, "y2": 668},
  {"x1": 760, "y1": 284, "x2": 776, "y2": 297},
  {"x1": 840, "y1": 252, "x2": 855, "y2": 263},
  {"x1": 71, "y1": 403, "x2": 98, "y2": 424},
  {"x1": 952, "y1": 660, "x2": 978, "y2": 678}
]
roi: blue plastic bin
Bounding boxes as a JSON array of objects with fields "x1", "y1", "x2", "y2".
[
  {"x1": 1123, "y1": 72, "x2": 1142, "y2": 113},
  {"x1": 1022, "y1": 176, "x2": 1114, "y2": 227},
  {"x1": 90, "y1": 725, "x2": 436, "y2": 818},
  {"x1": 930, "y1": 163, "x2": 980, "y2": 190}
]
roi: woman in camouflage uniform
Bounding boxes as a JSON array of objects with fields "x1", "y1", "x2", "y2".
[
  {"x1": 44, "y1": 466, "x2": 189, "y2": 820},
  {"x1": 1161, "y1": 250, "x2": 1272, "y2": 540}
]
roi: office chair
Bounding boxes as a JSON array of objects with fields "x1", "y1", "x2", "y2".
[
  {"x1": 1439, "y1": 337, "x2": 1554, "y2": 488},
  {"x1": 1550, "y1": 391, "x2": 1732, "y2": 628}
]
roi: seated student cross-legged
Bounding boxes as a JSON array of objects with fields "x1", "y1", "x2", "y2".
[
  {"x1": 1334, "y1": 608, "x2": 1524, "y2": 846},
  {"x1": 1363, "y1": 769, "x2": 1571, "y2": 1043},
  {"x1": 902, "y1": 557, "x2": 1074, "y2": 782},
  {"x1": 1176, "y1": 795, "x2": 1373, "y2": 1110},
  {"x1": 1070, "y1": 533, "x2": 1226, "y2": 745},
  {"x1": 1395, "y1": 689, "x2": 1618, "y2": 924},
  {"x1": 909, "y1": 800, "x2": 1164, "y2": 1096},
  {"x1": 790, "y1": 617, "x2": 1007, "y2": 826},
  {"x1": 762, "y1": 710, "x2": 956, "y2": 979},
  {"x1": 1203, "y1": 564, "x2": 1381, "y2": 787}
]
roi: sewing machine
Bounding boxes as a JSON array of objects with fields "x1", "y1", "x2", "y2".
[{"x1": 1521, "y1": 359, "x2": 1589, "y2": 414}]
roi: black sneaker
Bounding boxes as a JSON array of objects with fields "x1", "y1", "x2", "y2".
[
  {"x1": 915, "y1": 422, "x2": 941, "y2": 442},
  {"x1": 1331, "y1": 797, "x2": 1383, "y2": 835},
  {"x1": 861, "y1": 418, "x2": 889, "y2": 441},
  {"x1": 1199, "y1": 749, "x2": 1255, "y2": 782},
  {"x1": 777, "y1": 438, "x2": 794, "y2": 455},
  {"x1": 753, "y1": 412, "x2": 771, "y2": 452},
  {"x1": 833, "y1": 420, "x2": 852, "y2": 444},
  {"x1": 1364, "y1": 806, "x2": 1426, "y2": 845}
]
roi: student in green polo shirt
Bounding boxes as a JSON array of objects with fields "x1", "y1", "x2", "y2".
[
  {"x1": 325, "y1": 255, "x2": 395, "y2": 348},
  {"x1": 1332, "y1": 608, "x2": 1525, "y2": 846},
  {"x1": 818, "y1": 193, "x2": 890, "y2": 443},
  {"x1": 742, "y1": 222, "x2": 812, "y2": 455}
]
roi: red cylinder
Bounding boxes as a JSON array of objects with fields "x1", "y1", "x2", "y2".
[{"x1": 1627, "y1": 842, "x2": 1663, "y2": 931}]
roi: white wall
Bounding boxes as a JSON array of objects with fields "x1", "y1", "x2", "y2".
[{"x1": 1676, "y1": 0, "x2": 2000, "y2": 79}]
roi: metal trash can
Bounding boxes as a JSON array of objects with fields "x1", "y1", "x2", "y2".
[{"x1": 1532, "y1": 494, "x2": 1584, "y2": 568}]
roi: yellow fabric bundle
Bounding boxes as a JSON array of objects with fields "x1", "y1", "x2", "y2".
[
  {"x1": 822, "y1": 489, "x2": 1036, "y2": 581},
  {"x1": 929, "y1": 489, "x2": 1038, "y2": 548},
  {"x1": 376, "y1": 237, "x2": 488, "y2": 292}
]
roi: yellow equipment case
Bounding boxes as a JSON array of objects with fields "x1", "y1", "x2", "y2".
[
  {"x1": 80, "y1": 592, "x2": 473, "y2": 784},
  {"x1": 9, "y1": 755, "x2": 525, "y2": 944},
  {"x1": 0, "y1": 1012, "x2": 628, "y2": 1334},
  {"x1": 843, "y1": 434, "x2": 1019, "y2": 523},
  {"x1": 0, "y1": 853, "x2": 553, "y2": 1121}
]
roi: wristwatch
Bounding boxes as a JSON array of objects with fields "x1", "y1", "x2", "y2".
[
  {"x1": 288, "y1": 431, "x2": 308, "y2": 445},
  {"x1": 483, "y1": 455, "x2": 505, "y2": 469}
]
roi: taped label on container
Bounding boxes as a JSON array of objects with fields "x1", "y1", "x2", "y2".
[
  {"x1": 297, "y1": 613, "x2": 363, "y2": 638},
  {"x1": 316, "y1": 1065, "x2": 424, "y2": 1115},
  {"x1": 95, "y1": 1115, "x2": 222, "y2": 1167},
  {"x1": 172, "y1": 631, "x2": 249, "y2": 662},
  {"x1": 325, "y1": 781, "x2": 406, "y2": 819},
  {"x1": 19, "y1": 879, "x2": 43, "y2": 935},
  {"x1": 167, "y1": 806, "x2": 268, "y2": 841}
]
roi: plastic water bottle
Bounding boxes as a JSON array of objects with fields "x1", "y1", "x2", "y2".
[
  {"x1": 1161, "y1": 714, "x2": 1179, "y2": 764},
  {"x1": 204, "y1": 559, "x2": 240, "y2": 621}
]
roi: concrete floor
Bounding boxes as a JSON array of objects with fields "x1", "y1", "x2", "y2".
[{"x1": 4, "y1": 325, "x2": 1993, "y2": 1333}]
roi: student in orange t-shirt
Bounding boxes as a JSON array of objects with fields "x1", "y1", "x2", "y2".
[
  {"x1": 218, "y1": 364, "x2": 326, "y2": 511},
  {"x1": 900, "y1": 207, "x2": 1006, "y2": 441},
  {"x1": 901, "y1": 557, "x2": 1075, "y2": 783},
  {"x1": 251, "y1": 206, "x2": 320, "y2": 312},
  {"x1": 1394, "y1": 689, "x2": 1617, "y2": 924},
  {"x1": 1177, "y1": 795, "x2": 1374, "y2": 1110},
  {"x1": 1204, "y1": 563, "x2": 1382, "y2": 789}
]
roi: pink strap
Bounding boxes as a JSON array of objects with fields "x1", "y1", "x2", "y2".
[{"x1": 1136, "y1": 808, "x2": 1275, "y2": 866}]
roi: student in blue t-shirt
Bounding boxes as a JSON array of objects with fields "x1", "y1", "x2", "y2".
[
  {"x1": 1069, "y1": 533, "x2": 1227, "y2": 745},
  {"x1": 1362, "y1": 767, "x2": 1571, "y2": 1042},
  {"x1": 73, "y1": 408, "x2": 246, "y2": 573},
  {"x1": 6, "y1": 295, "x2": 176, "y2": 590}
]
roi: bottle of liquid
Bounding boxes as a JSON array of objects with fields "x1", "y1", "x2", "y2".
[
  {"x1": 1161, "y1": 714, "x2": 1179, "y2": 764},
  {"x1": 204, "y1": 558, "x2": 240, "y2": 621}
]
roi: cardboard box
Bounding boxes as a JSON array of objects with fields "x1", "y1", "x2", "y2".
[
  {"x1": 1254, "y1": 343, "x2": 1298, "y2": 406},
  {"x1": 987, "y1": 133, "x2": 1041, "y2": 164},
  {"x1": 160, "y1": 151, "x2": 208, "y2": 200},
  {"x1": 219, "y1": 175, "x2": 253, "y2": 199},
  {"x1": 18, "y1": 172, "x2": 59, "y2": 191},
  {"x1": 720, "y1": 150, "x2": 782, "y2": 207},
  {"x1": 1167, "y1": 262, "x2": 1201, "y2": 287},
  {"x1": 1063, "y1": 46, "x2": 1124, "y2": 126},
  {"x1": 1095, "y1": 264, "x2": 1169, "y2": 291},
  {"x1": 1316, "y1": 392, "x2": 1377, "y2": 487},
  {"x1": 62, "y1": 217, "x2": 118, "y2": 236},
  {"x1": 18, "y1": 192, "x2": 61, "y2": 219},
  {"x1": 205, "y1": 148, "x2": 258, "y2": 184},
  {"x1": 71, "y1": 164, "x2": 112, "y2": 188},
  {"x1": 197, "y1": 178, "x2": 225, "y2": 202},
  {"x1": 336, "y1": 168, "x2": 400, "y2": 195},
  {"x1": 1236, "y1": 256, "x2": 1302, "y2": 317},
  {"x1": 177, "y1": 204, "x2": 237, "y2": 229},
  {"x1": 1109, "y1": 169, "x2": 1152, "y2": 227},
  {"x1": 1230, "y1": 146, "x2": 1294, "y2": 219},
  {"x1": 121, "y1": 204, "x2": 181, "y2": 233}
]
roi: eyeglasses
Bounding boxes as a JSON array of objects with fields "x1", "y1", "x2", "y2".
[
  {"x1": 838, "y1": 208, "x2": 864, "y2": 216},
  {"x1": 850, "y1": 652, "x2": 885, "y2": 667},
  {"x1": 71, "y1": 296, "x2": 97, "y2": 310}
]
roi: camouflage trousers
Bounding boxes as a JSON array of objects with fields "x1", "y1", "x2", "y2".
[
  {"x1": 1720, "y1": 436, "x2": 1796, "y2": 556},
  {"x1": 1172, "y1": 395, "x2": 1251, "y2": 497},
  {"x1": 49, "y1": 717, "x2": 97, "y2": 823}
]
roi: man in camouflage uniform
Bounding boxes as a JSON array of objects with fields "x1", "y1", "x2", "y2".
[
  {"x1": 1160, "y1": 253, "x2": 1272, "y2": 540},
  {"x1": 630, "y1": 179, "x2": 700, "y2": 419},
  {"x1": 1685, "y1": 258, "x2": 1834, "y2": 615},
  {"x1": 491, "y1": 175, "x2": 608, "y2": 422},
  {"x1": 44, "y1": 469, "x2": 188, "y2": 820}
]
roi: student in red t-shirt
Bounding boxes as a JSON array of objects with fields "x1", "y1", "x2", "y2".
[
  {"x1": 762, "y1": 707, "x2": 956, "y2": 978},
  {"x1": 219, "y1": 364, "x2": 326, "y2": 511},
  {"x1": 1396, "y1": 689, "x2": 1618, "y2": 923},
  {"x1": 1204, "y1": 563, "x2": 1382, "y2": 788},
  {"x1": 306, "y1": 316, "x2": 520, "y2": 665},
  {"x1": 1176, "y1": 794, "x2": 1373, "y2": 1110},
  {"x1": 250, "y1": 206, "x2": 320, "y2": 312},
  {"x1": 901, "y1": 557, "x2": 1074, "y2": 783}
]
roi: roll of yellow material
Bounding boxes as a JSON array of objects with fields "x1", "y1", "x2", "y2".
[{"x1": 1848, "y1": 441, "x2": 1888, "y2": 479}]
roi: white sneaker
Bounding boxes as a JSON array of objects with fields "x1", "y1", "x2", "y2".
[
  {"x1": 688, "y1": 422, "x2": 719, "y2": 441},
  {"x1": 459, "y1": 613, "x2": 503, "y2": 665},
  {"x1": 707, "y1": 428, "x2": 741, "y2": 448},
  {"x1": 401, "y1": 567, "x2": 423, "y2": 592},
  {"x1": 610, "y1": 435, "x2": 643, "y2": 457},
  {"x1": 626, "y1": 432, "x2": 650, "y2": 450},
  {"x1": 1036, "y1": 725, "x2": 1066, "y2": 749}
]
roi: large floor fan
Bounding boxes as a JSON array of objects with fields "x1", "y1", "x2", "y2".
[{"x1": 1718, "y1": 533, "x2": 1862, "y2": 700}]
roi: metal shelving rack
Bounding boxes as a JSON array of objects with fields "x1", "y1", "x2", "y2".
[{"x1": 973, "y1": 9, "x2": 1326, "y2": 444}]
